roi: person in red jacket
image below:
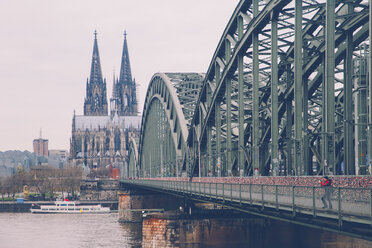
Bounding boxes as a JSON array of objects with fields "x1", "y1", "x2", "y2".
[{"x1": 320, "y1": 176, "x2": 333, "y2": 209}]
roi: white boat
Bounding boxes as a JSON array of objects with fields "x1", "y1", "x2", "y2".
[{"x1": 30, "y1": 200, "x2": 111, "y2": 214}]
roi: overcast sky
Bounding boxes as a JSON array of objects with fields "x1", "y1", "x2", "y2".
[{"x1": 0, "y1": 0, "x2": 239, "y2": 151}]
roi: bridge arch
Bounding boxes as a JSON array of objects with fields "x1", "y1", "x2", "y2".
[
  {"x1": 127, "y1": 136, "x2": 139, "y2": 178},
  {"x1": 187, "y1": 0, "x2": 371, "y2": 177},
  {"x1": 137, "y1": 73, "x2": 204, "y2": 177}
]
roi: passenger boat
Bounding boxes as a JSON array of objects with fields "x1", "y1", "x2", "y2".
[{"x1": 30, "y1": 200, "x2": 110, "y2": 214}]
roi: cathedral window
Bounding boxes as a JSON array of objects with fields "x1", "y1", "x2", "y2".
[
  {"x1": 114, "y1": 130, "x2": 121, "y2": 152},
  {"x1": 124, "y1": 94, "x2": 128, "y2": 108},
  {"x1": 94, "y1": 95, "x2": 100, "y2": 110},
  {"x1": 105, "y1": 137, "x2": 110, "y2": 153},
  {"x1": 84, "y1": 137, "x2": 88, "y2": 156},
  {"x1": 75, "y1": 137, "x2": 82, "y2": 154},
  {"x1": 96, "y1": 141, "x2": 100, "y2": 154}
]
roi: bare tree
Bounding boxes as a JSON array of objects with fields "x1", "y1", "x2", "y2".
[
  {"x1": 0, "y1": 165, "x2": 83, "y2": 200},
  {"x1": 28, "y1": 166, "x2": 59, "y2": 199},
  {"x1": 61, "y1": 165, "x2": 82, "y2": 198},
  {"x1": 0, "y1": 177, "x2": 6, "y2": 199}
]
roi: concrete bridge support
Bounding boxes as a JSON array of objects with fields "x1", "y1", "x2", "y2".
[{"x1": 118, "y1": 187, "x2": 182, "y2": 222}]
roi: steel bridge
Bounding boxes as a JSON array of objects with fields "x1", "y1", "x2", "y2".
[
  {"x1": 122, "y1": 0, "x2": 372, "y2": 240},
  {"x1": 127, "y1": 0, "x2": 372, "y2": 178}
]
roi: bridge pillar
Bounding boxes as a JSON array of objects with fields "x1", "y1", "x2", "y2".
[
  {"x1": 141, "y1": 212, "x2": 372, "y2": 248},
  {"x1": 142, "y1": 212, "x2": 253, "y2": 248},
  {"x1": 118, "y1": 187, "x2": 182, "y2": 223}
]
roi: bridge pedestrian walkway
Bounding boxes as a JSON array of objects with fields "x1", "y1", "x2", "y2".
[{"x1": 121, "y1": 179, "x2": 372, "y2": 227}]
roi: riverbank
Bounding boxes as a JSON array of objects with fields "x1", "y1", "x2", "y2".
[{"x1": 0, "y1": 202, "x2": 31, "y2": 212}]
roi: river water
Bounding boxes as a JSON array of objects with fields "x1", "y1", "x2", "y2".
[{"x1": 0, "y1": 213, "x2": 142, "y2": 248}]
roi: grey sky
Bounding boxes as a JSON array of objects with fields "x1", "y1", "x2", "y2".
[{"x1": 0, "y1": 0, "x2": 238, "y2": 151}]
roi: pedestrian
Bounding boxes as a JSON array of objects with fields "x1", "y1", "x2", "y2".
[{"x1": 320, "y1": 176, "x2": 333, "y2": 209}]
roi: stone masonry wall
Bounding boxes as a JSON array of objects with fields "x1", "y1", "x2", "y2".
[
  {"x1": 118, "y1": 192, "x2": 142, "y2": 222},
  {"x1": 142, "y1": 214, "x2": 372, "y2": 248},
  {"x1": 142, "y1": 218, "x2": 179, "y2": 248},
  {"x1": 80, "y1": 179, "x2": 119, "y2": 201},
  {"x1": 118, "y1": 190, "x2": 183, "y2": 223}
]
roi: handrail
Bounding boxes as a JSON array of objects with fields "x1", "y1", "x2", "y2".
[{"x1": 120, "y1": 179, "x2": 372, "y2": 227}]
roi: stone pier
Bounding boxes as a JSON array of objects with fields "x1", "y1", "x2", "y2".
[
  {"x1": 141, "y1": 211, "x2": 372, "y2": 248},
  {"x1": 118, "y1": 188, "x2": 182, "y2": 222}
]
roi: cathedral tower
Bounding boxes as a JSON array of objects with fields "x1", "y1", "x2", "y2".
[
  {"x1": 70, "y1": 31, "x2": 141, "y2": 170},
  {"x1": 84, "y1": 31, "x2": 108, "y2": 116},
  {"x1": 111, "y1": 31, "x2": 138, "y2": 116}
]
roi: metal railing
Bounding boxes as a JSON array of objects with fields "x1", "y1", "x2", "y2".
[{"x1": 121, "y1": 179, "x2": 372, "y2": 227}]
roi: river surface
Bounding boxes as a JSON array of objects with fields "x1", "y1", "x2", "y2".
[{"x1": 0, "y1": 213, "x2": 142, "y2": 248}]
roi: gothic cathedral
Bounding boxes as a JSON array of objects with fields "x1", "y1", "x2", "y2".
[{"x1": 69, "y1": 31, "x2": 141, "y2": 173}]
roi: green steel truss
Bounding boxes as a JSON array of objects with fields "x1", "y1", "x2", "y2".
[
  {"x1": 128, "y1": 0, "x2": 372, "y2": 178},
  {"x1": 134, "y1": 73, "x2": 204, "y2": 178},
  {"x1": 127, "y1": 136, "x2": 139, "y2": 178}
]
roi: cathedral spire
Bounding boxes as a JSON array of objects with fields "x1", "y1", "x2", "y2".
[
  {"x1": 84, "y1": 30, "x2": 108, "y2": 116},
  {"x1": 119, "y1": 30, "x2": 132, "y2": 84},
  {"x1": 72, "y1": 110, "x2": 76, "y2": 132},
  {"x1": 90, "y1": 30, "x2": 103, "y2": 84},
  {"x1": 115, "y1": 31, "x2": 138, "y2": 116},
  {"x1": 112, "y1": 69, "x2": 119, "y2": 99}
]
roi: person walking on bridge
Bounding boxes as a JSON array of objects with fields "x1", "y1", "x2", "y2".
[{"x1": 320, "y1": 176, "x2": 333, "y2": 209}]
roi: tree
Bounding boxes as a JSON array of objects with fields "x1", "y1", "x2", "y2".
[
  {"x1": 0, "y1": 177, "x2": 6, "y2": 199},
  {"x1": 61, "y1": 165, "x2": 82, "y2": 198},
  {"x1": 0, "y1": 164, "x2": 83, "y2": 200},
  {"x1": 28, "y1": 165, "x2": 58, "y2": 199}
]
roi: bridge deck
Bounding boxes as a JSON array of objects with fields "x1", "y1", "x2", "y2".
[{"x1": 121, "y1": 178, "x2": 372, "y2": 240}]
